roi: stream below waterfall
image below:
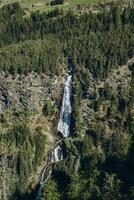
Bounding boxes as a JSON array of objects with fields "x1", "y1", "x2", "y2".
[{"x1": 36, "y1": 73, "x2": 72, "y2": 200}]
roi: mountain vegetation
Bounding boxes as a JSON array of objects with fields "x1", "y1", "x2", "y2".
[{"x1": 0, "y1": 1, "x2": 134, "y2": 200}]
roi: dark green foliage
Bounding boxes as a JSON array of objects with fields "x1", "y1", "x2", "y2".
[
  {"x1": 2, "y1": 122, "x2": 46, "y2": 197},
  {"x1": 40, "y1": 179, "x2": 61, "y2": 200},
  {"x1": 103, "y1": 84, "x2": 113, "y2": 100},
  {"x1": 42, "y1": 101, "x2": 54, "y2": 117},
  {"x1": 118, "y1": 98, "x2": 127, "y2": 113},
  {"x1": 50, "y1": 0, "x2": 64, "y2": 6},
  {"x1": 107, "y1": 131, "x2": 130, "y2": 159},
  {"x1": 17, "y1": 149, "x2": 32, "y2": 179},
  {"x1": 67, "y1": 170, "x2": 100, "y2": 200},
  {"x1": 8, "y1": 123, "x2": 33, "y2": 147},
  {"x1": 81, "y1": 135, "x2": 93, "y2": 157},
  {"x1": 0, "y1": 4, "x2": 134, "y2": 79},
  {"x1": 0, "y1": 39, "x2": 62, "y2": 75},
  {"x1": 0, "y1": 113, "x2": 6, "y2": 123},
  {"x1": 124, "y1": 186, "x2": 134, "y2": 200},
  {"x1": 93, "y1": 99, "x2": 101, "y2": 112},
  {"x1": 101, "y1": 173, "x2": 122, "y2": 200},
  {"x1": 0, "y1": 3, "x2": 134, "y2": 200},
  {"x1": 34, "y1": 127, "x2": 46, "y2": 166},
  {"x1": 67, "y1": 175, "x2": 84, "y2": 200}
]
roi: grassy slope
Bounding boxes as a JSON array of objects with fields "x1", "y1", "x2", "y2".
[{"x1": 0, "y1": 0, "x2": 120, "y2": 13}]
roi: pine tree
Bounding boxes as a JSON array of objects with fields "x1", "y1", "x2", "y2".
[
  {"x1": 40, "y1": 179, "x2": 61, "y2": 200},
  {"x1": 67, "y1": 175, "x2": 83, "y2": 200},
  {"x1": 101, "y1": 173, "x2": 122, "y2": 200}
]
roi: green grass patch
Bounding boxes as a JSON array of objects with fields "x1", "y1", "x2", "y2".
[
  {"x1": 0, "y1": 0, "x2": 120, "y2": 13},
  {"x1": 40, "y1": 0, "x2": 114, "y2": 13}
]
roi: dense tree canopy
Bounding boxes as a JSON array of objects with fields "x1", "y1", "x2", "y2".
[
  {"x1": 0, "y1": 2, "x2": 134, "y2": 200},
  {"x1": 0, "y1": 3, "x2": 134, "y2": 79}
]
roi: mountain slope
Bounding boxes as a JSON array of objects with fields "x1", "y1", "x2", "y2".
[{"x1": 0, "y1": 2, "x2": 134, "y2": 200}]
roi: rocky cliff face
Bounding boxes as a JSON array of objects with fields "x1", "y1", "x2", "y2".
[
  {"x1": 0, "y1": 71, "x2": 66, "y2": 200},
  {"x1": 0, "y1": 58, "x2": 133, "y2": 200},
  {"x1": 75, "y1": 0, "x2": 134, "y2": 12},
  {"x1": 78, "y1": 59, "x2": 133, "y2": 158},
  {"x1": 0, "y1": 72, "x2": 65, "y2": 113},
  {"x1": 79, "y1": 62, "x2": 132, "y2": 129}
]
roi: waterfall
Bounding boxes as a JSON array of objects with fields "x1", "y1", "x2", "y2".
[
  {"x1": 36, "y1": 143, "x2": 64, "y2": 199},
  {"x1": 51, "y1": 144, "x2": 63, "y2": 163},
  {"x1": 58, "y1": 75, "x2": 72, "y2": 137},
  {"x1": 36, "y1": 168, "x2": 52, "y2": 200},
  {"x1": 36, "y1": 73, "x2": 72, "y2": 200}
]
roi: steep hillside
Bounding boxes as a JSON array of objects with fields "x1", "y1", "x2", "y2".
[
  {"x1": 0, "y1": 2, "x2": 134, "y2": 200},
  {"x1": 0, "y1": 0, "x2": 133, "y2": 13},
  {"x1": 0, "y1": 70, "x2": 67, "y2": 199}
]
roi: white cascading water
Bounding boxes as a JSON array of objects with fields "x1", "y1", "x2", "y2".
[
  {"x1": 58, "y1": 75, "x2": 72, "y2": 137},
  {"x1": 36, "y1": 74, "x2": 72, "y2": 200},
  {"x1": 51, "y1": 144, "x2": 63, "y2": 163},
  {"x1": 36, "y1": 168, "x2": 52, "y2": 200}
]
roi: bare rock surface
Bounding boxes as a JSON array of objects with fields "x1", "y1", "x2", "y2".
[{"x1": 0, "y1": 72, "x2": 65, "y2": 113}]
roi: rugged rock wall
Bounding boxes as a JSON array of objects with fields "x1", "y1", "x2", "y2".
[
  {"x1": 0, "y1": 58, "x2": 133, "y2": 200},
  {"x1": 0, "y1": 72, "x2": 65, "y2": 113},
  {"x1": 75, "y1": 0, "x2": 134, "y2": 12},
  {"x1": 0, "y1": 71, "x2": 66, "y2": 200},
  {"x1": 73, "y1": 59, "x2": 133, "y2": 170}
]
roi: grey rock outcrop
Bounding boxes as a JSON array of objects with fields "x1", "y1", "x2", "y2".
[{"x1": 0, "y1": 72, "x2": 65, "y2": 113}]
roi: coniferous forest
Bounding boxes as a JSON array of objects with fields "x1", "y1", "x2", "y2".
[{"x1": 0, "y1": 1, "x2": 134, "y2": 200}]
